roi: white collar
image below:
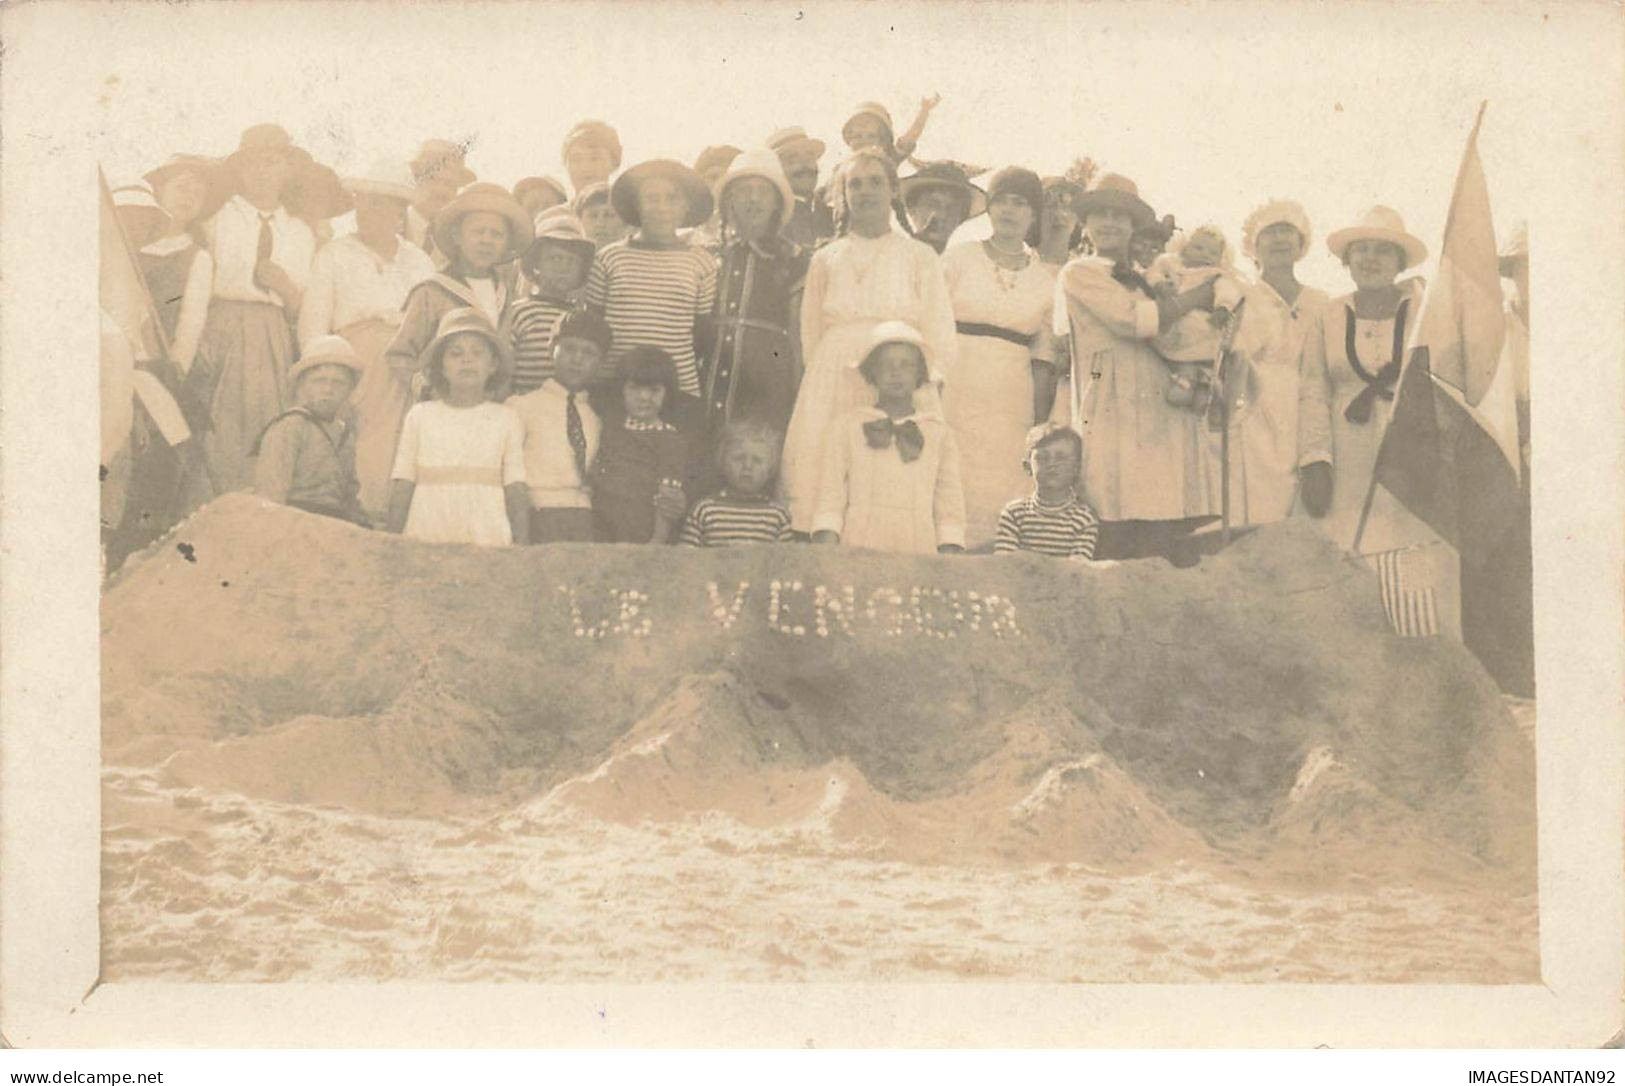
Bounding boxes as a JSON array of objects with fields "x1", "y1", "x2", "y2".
[{"x1": 231, "y1": 194, "x2": 284, "y2": 222}]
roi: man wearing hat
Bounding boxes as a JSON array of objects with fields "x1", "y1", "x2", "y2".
[
  {"x1": 702, "y1": 147, "x2": 811, "y2": 455},
  {"x1": 900, "y1": 160, "x2": 987, "y2": 254},
  {"x1": 251, "y1": 334, "x2": 367, "y2": 525},
  {"x1": 406, "y1": 138, "x2": 477, "y2": 264},
  {"x1": 561, "y1": 120, "x2": 623, "y2": 195},
  {"x1": 768, "y1": 126, "x2": 834, "y2": 250},
  {"x1": 298, "y1": 157, "x2": 438, "y2": 522}
]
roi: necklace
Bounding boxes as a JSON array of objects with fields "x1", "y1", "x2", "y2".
[{"x1": 984, "y1": 240, "x2": 1029, "y2": 292}]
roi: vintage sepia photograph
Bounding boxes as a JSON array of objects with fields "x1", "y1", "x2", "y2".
[{"x1": 3, "y1": 0, "x2": 1623, "y2": 1056}]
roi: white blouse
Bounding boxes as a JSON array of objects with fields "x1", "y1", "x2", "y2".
[
  {"x1": 205, "y1": 195, "x2": 316, "y2": 307},
  {"x1": 298, "y1": 232, "x2": 436, "y2": 346}
]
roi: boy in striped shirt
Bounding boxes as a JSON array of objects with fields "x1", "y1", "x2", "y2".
[
  {"x1": 679, "y1": 420, "x2": 793, "y2": 547},
  {"x1": 994, "y1": 424, "x2": 1100, "y2": 559},
  {"x1": 509, "y1": 212, "x2": 595, "y2": 396}
]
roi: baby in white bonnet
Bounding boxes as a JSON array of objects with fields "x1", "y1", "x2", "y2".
[{"x1": 1145, "y1": 224, "x2": 1246, "y2": 408}]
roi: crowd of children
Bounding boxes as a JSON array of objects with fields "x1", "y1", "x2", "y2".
[{"x1": 103, "y1": 103, "x2": 1523, "y2": 581}]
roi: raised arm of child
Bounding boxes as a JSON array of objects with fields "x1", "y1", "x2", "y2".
[{"x1": 894, "y1": 93, "x2": 941, "y2": 159}]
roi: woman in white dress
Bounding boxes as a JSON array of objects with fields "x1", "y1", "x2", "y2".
[
  {"x1": 1216, "y1": 199, "x2": 1330, "y2": 525},
  {"x1": 298, "y1": 158, "x2": 437, "y2": 524},
  {"x1": 941, "y1": 166, "x2": 1057, "y2": 547},
  {"x1": 1055, "y1": 174, "x2": 1220, "y2": 559},
  {"x1": 780, "y1": 147, "x2": 957, "y2": 533},
  {"x1": 1298, "y1": 206, "x2": 1455, "y2": 637}
]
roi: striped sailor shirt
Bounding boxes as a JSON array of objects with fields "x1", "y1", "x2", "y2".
[
  {"x1": 678, "y1": 492, "x2": 795, "y2": 547},
  {"x1": 584, "y1": 237, "x2": 717, "y2": 397},
  {"x1": 993, "y1": 493, "x2": 1100, "y2": 558},
  {"x1": 508, "y1": 296, "x2": 575, "y2": 395}
]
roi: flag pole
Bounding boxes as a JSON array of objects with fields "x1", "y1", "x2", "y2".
[
  {"x1": 1352, "y1": 101, "x2": 1488, "y2": 555},
  {"x1": 99, "y1": 165, "x2": 175, "y2": 361}
]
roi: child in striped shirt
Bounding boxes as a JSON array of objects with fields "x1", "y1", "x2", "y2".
[
  {"x1": 680, "y1": 420, "x2": 793, "y2": 547},
  {"x1": 508, "y1": 212, "x2": 595, "y2": 396},
  {"x1": 994, "y1": 423, "x2": 1100, "y2": 559},
  {"x1": 584, "y1": 159, "x2": 717, "y2": 426}
]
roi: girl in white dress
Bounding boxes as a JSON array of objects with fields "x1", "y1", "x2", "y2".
[
  {"x1": 941, "y1": 166, "x2": 1057, "y2": 547},
  {"x1": 812, "y1": 322, "x2": 965, "y2": 556},
  {"x1": 781, "y1": 148, "x2": 957, "y2": 534},
  {"x1": 387, "y1": 309, "x2": 530, "y2": 546}
]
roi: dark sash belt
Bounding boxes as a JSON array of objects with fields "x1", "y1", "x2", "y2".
[{"x1": 956, "y1": 321, "x2": 1034, "y2": 348}]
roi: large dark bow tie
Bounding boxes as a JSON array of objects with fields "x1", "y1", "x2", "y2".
[{"x1": 862, "y1": 416, "x2": 925, "y2": 462}]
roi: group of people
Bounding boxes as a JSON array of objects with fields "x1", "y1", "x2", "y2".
[{"x1": 102, "y1": 100, "x2": 1533, "y2": 681}]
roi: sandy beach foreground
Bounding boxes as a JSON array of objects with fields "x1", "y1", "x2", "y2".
[{"x1": 101, "y1": 752, "x2": 1536, "y2": 985}]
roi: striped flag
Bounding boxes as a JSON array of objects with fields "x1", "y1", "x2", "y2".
[{"x1": 1359, "y1": 103, "x2": 1523, "y2": 590}]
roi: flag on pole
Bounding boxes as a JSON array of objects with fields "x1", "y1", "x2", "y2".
[{"x1": 1358, "y1": 103, "x2": 1523, "y2": 574}]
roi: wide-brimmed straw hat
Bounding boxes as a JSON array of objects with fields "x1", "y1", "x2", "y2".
[
  {"x1": 1326, "y1": 205, "x2": 1427, "y2": 270},
  {"x1": 522, "y1": 210, "x2": 597, "y2": 280},
  {"x1": 1241, "y1": 198, "x2": 1312, "y2": 264},
  {"x1": 899, "y1": 161, "x2": 988, "y2": 218},
  {"x1": 418, "y1": 307, "x2": 513, "y2": 377},
  {"x1": 432, "y1": 181, "x2": 535, "y2": 264},
  {"x1": 610, "y1": 159, "x2": 714, "y2": 229},
  {"x1": 716, "y1": 147, "x2": 795, "y2": 223},
  {"x1": 514, "y1": 175, "x2": 569, "y2": 208},
  {"x1": 766, "y1": 126, "x2": 826, "y2": 159},
  {"x1": 410, "y1": 138, "x2": 476, "y2": 188},
  {"x1": 142, "y1": 154, "x2": 232, "y2": 221},
  {"x1": 1074, "y1": 173, "x2": 1155, "y2": 230},
  {"x1": 342, "y1": 157, "x2": 419, "y2": 203},
  {"x1": 842, "y1": 101, "x2": 896, "y2": 145},
  {"x1": 227, "y1": 123, "x2": 299, "y2": 168},
  {"x1": 282, "y1": 155, "x2": 353, "y2": 220},
  {"x1": 289, "y1": 335, "x2": 364, "y2": 386}
]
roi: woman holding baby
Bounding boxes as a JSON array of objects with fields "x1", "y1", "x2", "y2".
[{"x1": 1054, "y1": 174, "x2": 1220, "y2": 560}]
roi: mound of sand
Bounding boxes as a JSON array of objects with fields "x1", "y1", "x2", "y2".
[{"x1": 103, "y1": 494, "x2": 1534, "y2": 878}]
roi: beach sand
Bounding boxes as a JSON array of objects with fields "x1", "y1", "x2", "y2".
[{"x1": 99, "y1": 498, "x2": 1538, "y2": 983}]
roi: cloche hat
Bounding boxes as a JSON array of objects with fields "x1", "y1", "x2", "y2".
[
  {"x1": 521, "y1": 210, "x2": 596, "y2": 280},
  {"x1": 418, "y1": 307, "x2": 513, "y2": 378},
  {"x1": 1241, "y1": 199, "x2": 1312, "y2": 264}
]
